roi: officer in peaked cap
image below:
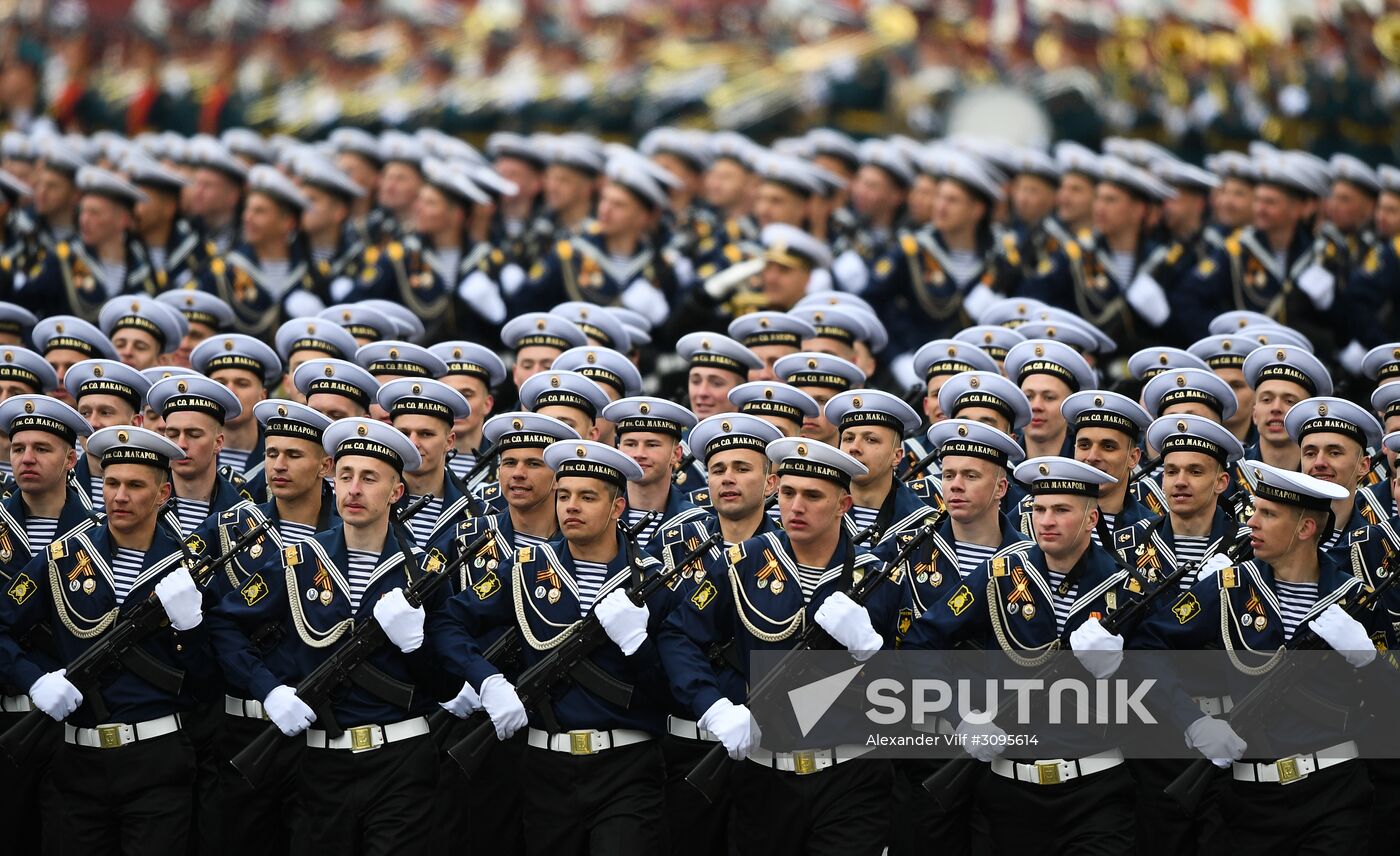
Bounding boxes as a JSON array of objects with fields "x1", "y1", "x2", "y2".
[
  {"x1": 500, "y1": 311, "x2": 590, "y2": 390},
  {"x1": 1239, "y1": 344, "x2": 1333, "y2": 480},
  {"x1": 378, "y1": 378, "x2": 474, "y2": 548},
  {"x1": 1284, "y1": 397, "x2": 1384, "y2": 556},
  {"x1": 429, "y1": 342, "x2": 507, "y2": 484},
  {"x1": 825, "y1": 389, "x2": 930, "y2": 548},
  {"x1": 602, "y1": 397, "x2": 706, "y2": 549},
  {"x1": 677, "y1": 332, "x2": 762, "y2": 421},
  {"x1": 274, "y1": 316, "x2": 361, "y2": 390},
  {"x1": 292, "y1": 358, "x2": 380, "y2": 423},
  {"x1": 147, "y1": 374, "x2": 249, "y2": 535},
  {"x1": 155, "y1": 291, "x2": 237, "y2": 367},
  {"x1": 518, "y1": 369, "x2": 611, "y2": 441},
  {"x1": 774, "y1": 352, "x2": 867, "y2": 448},
  {"x1": 98, "y1": 295, "x2": 187, "y2": 370},
  {"x1": 1003, "y1": 338, "x2": 1096, "y2": 461},
  {"x1": 191, "y1": 333, "x2": 282, "y2": 480},
  {"x1": 726, "y1": 311, "x2": 816, "y2": 383},
  {"x1": 1188, "y1": 333, "x2": 1264, "y2": 444},
  {"x1": 64, "y1": 359, "x2": 151, "y2": 511},
  {"x1": 727, "y1": 381, "x2": 819, "y2": 440}
]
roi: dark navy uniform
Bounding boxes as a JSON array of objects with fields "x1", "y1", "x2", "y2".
[
  {"x1": 17, "y1": 236, "x2": 157, "y2": 323},
  {"x1": 867, "y1": 227, "x2": 1005, "y2": 356},
  {"x1": 1023, "y1": 231, "x2": 1167, "y2": 356},
  {"x1": 196, "y1": 244, "x2": 324, "y2": 340},
  {"x1": 335, "y1": 236, "x2": 453, "y2": 341},
  {"x1": 512, "y1": 228, "x2": 677, "y2": 317}
]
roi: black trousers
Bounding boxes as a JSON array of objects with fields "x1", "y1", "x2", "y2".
[
  {"x1": 212, "y1": 712, "x2": 297, "y2": 855},
  {"x1": 0, "y1": 710, "x2": 62, "y2": 856},
  {"x1": 1128, "y1": 758, "x2": 1229, "y2": 856},
  {"x1": 1365, "y1": 760, "x2": 1400, "y2": 856},
  {"x1": 293, "y1": 734, "x2": 438, "y2": 856},
  {"x1": 185, "y1": 701, "x2": 225, "y2": 856},
  {"x1": 518, "y1": 739, "x2": 667, "y2": 856},
  {"x1": 729, "y1": 758, "x2": 894, "y2": 856},
  {"x1": 661, "y1": 734, "x2": 728, "y2": 856},
  {"x1": 52, "y1": 729, "x2": 198, "y2": 856},
  {"x1": 430, "y1": 715, "x2": 525, "y2": 855},
  {"x1": 887, "y1": 758, "x2": 977, "y2": 856},
  {"x1": 1222, "y1": 759, "x2": 1372, "y2": 855},
  {"x1": 974, "y1": 762, "x2": 1135, "y2": 856}
]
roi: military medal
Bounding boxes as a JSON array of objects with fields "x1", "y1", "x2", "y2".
[
  {"x1": 1253, "y1": 615, "x2": 1267, "y2": 631},
  {"x1": 916, "y1": 572, "x2": 928, "y2": 584},
  {"x1": 693, "y1": 569, "x2": 705, "y2": 583},
  {"x1": 1008, "y1": 602, "x2": 1021, "y2": 615},
  {"x1": 83, "y1": 578, "x2": 96, "y2": 595},
  {"x1": 486, "y1": 559, "x2": 498, "y2": 571},
  {"x1": 1022, "y1": 604, "x2": 1036, "y2": 619},
  {"x1": 307, "y1": 588, "x2": 319, "y2": 601},
  {"x1": 757, "y1": 577, "x2": 768, "y2": 589},
  {"x1": 320, "y1": 590, "x2": 333, "y2": 606},
  {"x1": 475, "y1": 556, "x2": 486, "y2": 569},
  {"x1": 250, "y1": 542, "x2": 262, "y2": 559},
  {"x1": 69, "y1": 579, "x2": 80, "y2": 592},
  {"x1": 929, "y1": 572, "x2": 942, "y2": 587},
  {"x1": 1241, "y1": 613, "x2": 1253, "y2": 627},
  {"x1": 535, "y1": 585, "x2": 547, "y2": 599},
  {"x1": 548, "y1": 588, "x2": 561, "y2": 604},
  {"x1": 770, "y1": 579, "x2": 784, "y2": 595}
]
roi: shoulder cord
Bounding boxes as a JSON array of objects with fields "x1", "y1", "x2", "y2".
[
  {"x1": 729, "y1": 563, "x2": 805, "y2": 644},
  {"x1": 47, "y1": 548, "x2": 119, "y2": 640},
  {"x1": 986, "y1": 574, "x2": 1061, "y2": 668},
  {"x1": 284, "y1": 550, "x2": 354, "y2": 649},
  {"x1": 1220, "y1": 574, "x2": 1283, "y2": 676}
]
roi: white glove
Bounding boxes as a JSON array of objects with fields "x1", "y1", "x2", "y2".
[
  {"x1": 373, "y1": 588, "x2": 425, "y2": 653},
  {"x1": 1185, "y1": 714, "x2": 1246, "y2": 767},
  {"x1": 1197, "y1": 553, "x2": 1233, "y2": 582},
  {"x1": 701, "y1": 257, "x2": 763, "y2": 300},
  {"x1": 595, "y1": 588, "x2": 649, "y2": 656},
  {"x1": 806, "y1": 268, "x2": 834, "y2": 293},
  {"x1": 1338, "y1": 340, "x2": 1368, "y2": 377},
  {"x1": 29, "y1": 669, "x2": 83, "y2": 721},
  {"x1": 457, "y1": 271, "x2": 507, "y2": 324},
  {"x1": 154, "y1": 568, "x2": 203, "y2": 631},
  {"x1": 1069, "y1": 616, "x2": 1125, "y2": 679},
  {"x1": 1309, "y1": 603, "x2": 1377, "y2": 668},
  {"x1": 961, "y1": 282, "x2": 998, "y2": 323},
  {"x1": 620, "y1": 278, "x2": 669, "y2": 326},
  {"x1": 1278, "y1": 84, "x2": 1309, "y2": 117},
  {"x1": 814, "y1": 592, "x2": 882, "y2": 661},
  {"x1": 1296, "y1": 265, "x2": 1335, "y2": 311},
  {"x1": 440, "y1": 680, "x2": 482, "y2": 718},
  {"x1": 284, "y1": 289, "x2": 327, "y2": 319},
  {"x1": 699, "y1": 698, "x2": 762, "y2": 760},
  {"x1": 832, "y1": 249, "x2": 870, "y2": 294},
  {"x1": 500, "y1": 263, "x2": 527, "y2": 296},
  {"x1": 955, "y1": 713, "x2": 1006, "y2": 762},
  {"x1": 264, "y1": 684, "x2": 316, "y2": 736},
  {"x1": 328, "y1": 275, "x2": 355, "y2": 302},
  {"x1": 1125, "y1": 272, "x2": 1170, "y2": 327},
  {"x1": 480, "y1": 674, "x2": 529, "y2": 740}
]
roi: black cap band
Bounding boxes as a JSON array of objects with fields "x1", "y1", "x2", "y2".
[
  {"x1": 1028, "y1": 478, "x2": 1097, "y2": 497},
  {"x1": 741, "y1": 330, "x2": 801, "y2": 349},
  {"x1": 77, "y1": 379, "x2": 140, "y2": 410},
  {"x1": 616, "y1": 417, "x2": 684, "y2": 438},
  {"x1": 533, "y1": 390, "x2": 597, "y2": 418},
  {"x1": 925, "y1": 359, "x2": 977, "y2": 380},
  {"x1": 8, "y1": 413, "x2": 76, "y2": 445},
  {"x1": 514, "y1": 333, "x2": 571, "y2": 350},
  {"x1": 112, "y1": 315, "x2": 166, "y2": 347},
  {"x1": 288, "y1": 337, "x2": 346, "y2": 359},
  {"x1": 344, "y1": 324, "x2": 382, "y2": 340},
  {"x1": 497, "y1": 431, "x2": 558, "y2": 451},
  {"x1": 0, "y1": 365, "x2": 40, "y2": 391},
  {"x1": 101, "y1": 447, "x2": 168, "y2": 470},
  {"x1": 576, "y1": 324, "x2": 614, "y2": 348},
  {"x1": 43, "y1": 335, "x2": 100, "y2": 357},
  {"x1": 838, "y1": 410, "x2": 904, "y2": 433},
  {"x1": 206, "y1": 354, "x2": 269, "y2": 382},
  {"x1": 703, "y1": 433, "x2": 769, "y2": 460},
  {"x1": 808, "y1": 324, "x2": 854, "y2": 345},
  {"x1": 1159, "y1": 388, "x2": 1223, "y2": 415},
  {"x1": 1206, "y1": 353, "x2": 1246, "y2": 370},
  {"x1": 181, "y1": 309, "x2": 220, "y2": 328},
  {"x1": 690, "y1": 352, "x2": 746, "y2": 375},
  {"x1": 1297, "y1": 416, "x2": 1367, "y2": 447},
  {"x1": 161, "y1": 394, "x2": 226, "y2": 421},
  {"x1": 390, "y1": 398, "x2": 455, "y2": 423},
  {"x1": 577, "y1": 367, "x2": 625, "y2": 396},
  {"x1": 1256, "y1": 363, "x2": 1317, "y2": 396},
  {"x1": 334, "y1": 438, "x2": 404, "y2": 472},
  {"x1": 952, "y1": 391, "x2": 1014, "y2": 422},
  {"x1": 306, "y1": 378, "x2": 370, "y2": 409},
  {"x1": 1255, "y1": 480, "x2": 1332, "y2": 512},
  {"x1": 937, "y1": 438, "x2": 1008, "y2": 468},
  {"x1": 777, "y1": 459, "x2": 850, "y2": 488},
  {"x1": 1017, "y1": 359, "x2": 1079, "y2": 392},
  {"x1": 1074, "y1": 410, "x2": 1141, "y2": 438},
  {"x1": 265, "y1": 418, "x2": 324, "y2": 443},
  {"x1": 740, "y1": 399, "x2": 803, "y2": 423},
  {"x1": 368, "y1": 359, "x2": 433, "y2": 378},
  {"x1": 556, "y1": 459, "x2": 625, "y2": 487},
  {"x1": 442, "y1": 361, "x2": 491, "y2": 382},
  {"x1": 1160, "y1": 434, "x2": 1228, "y2": 466},
  {"x1": 786, "y1": 371, "x2": 852, "y2": 390}
]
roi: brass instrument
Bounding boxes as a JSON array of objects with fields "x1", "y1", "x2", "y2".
[{"x1": 1376, "y1": 13, "x2": 1400, "y2": 65}]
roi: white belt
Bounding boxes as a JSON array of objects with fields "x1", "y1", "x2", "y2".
[
  {"x1": 747, "y1": 745, "x2": 865, "y2": 775},
  {"x1": 64, "y1": 713, "x2": 182, "y2": 749},
  {"x1": 1232, "y1": 740, "x2": 1359, "y2": 784},
  {"x1": 1194, "y1": 695, "x2": 1234, "y2": 717},
  {"x1": 666, "y1": 716, "x2": 719, "y2": 742},
  {"x1": 305, "y1": 716, "x2": 429, "y2": 751},
  {"x1": 526, "y1": 727, "x2": 653, "y2": 755},
  {"x1": 1, "y1": 694, "x2": 33, "y2": 713},
  {"x1": 224, "y1": 696, "x2": 267, "y2": 719},
  {"x1": 990, "y1": 748, "x2": 1125, "y2": 786}
]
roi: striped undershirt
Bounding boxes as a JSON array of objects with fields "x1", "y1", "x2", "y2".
[
  {"x1": 405, "y1": 496, "x2": 444, "y2": 547},
  {"x1": 1045, "y1": 571, "x2": 1078, "y2": 635},
  {"x1": 1104, "y1": 250, "x2": 1135, "y2": 287},
  {"x1": 1173, "y1": 535, "x2": 1210, "y2": 590},
  {"x1": 848, "y1": 505, "x2": 879, "y2": 535},
  {"x1": 111, "y1": 547, "x2": 145, "y2": 603},
  {"x1": 89, "y1": 474, "x2": 105, "y2": 512},
  {"x1": 277, "y1": 519, "x2": 317, "y2": 544},
  {"x1": 573, "y1": 558, "x2": 610, "y2": 615},
  {"x1": 1274, "y1": 579, "x2": 1318, "y2": 641},
  {"x1": 346, "y1": 549, "x2": 379, "y2": 611},
  {"x1": 175, "y1": 497, "x2": 210, "y2": 536},
  {"x1": 796, "y1": 563, "x2": 826, "y2": 603},
  {"x1": 448, "y1": 454, "x2": 476, "y2": 481},
  {"x1": 624, "y1": 507, "x2": 663, "y2": 550},
  {"x1": 25, "y1": 517, "x2": 57, "y2": 552},
  {"x1": 218, "y1": 448, "x2": 253, "y2": 476},
  {"x1": 514, "y1": 531, "x2": 548, "y2": 548},
  {"x1": 955, "y1": 541, "x2": 998, "y2": 579},
  {"x1": 1091, "y1": 511, "x2": 1117, "y2": 547},
  {"x1": 944, "y1": 248, "x2": 984, "y2": 286}
]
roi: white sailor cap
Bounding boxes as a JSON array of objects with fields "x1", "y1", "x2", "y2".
[
  {"x1": 1053, "y1": 141, "x2": 1100, "y2": 180},
  {"x1": 1233, "y1": 324, "x2": 1313, "y2": 352},
  {"x1": 292, "y1": 358, "x2": 380, "y2": 410},
  {"x1": 379, "y1": 377, "x2": 471, "y2": 425},
  {"x1": 275, "y1": 316, "x2": 360, "y2": 362},
  {"x1": 1362, "y1": 343, "x2": 1400, "y2": 382},
  {"x1": 760, "y1": 223, "x2": 832, "y2": 269},
  {"x1": 63, "y1": 359, "x2": 149, "y2": 409},
  {"x1": 1152, "y1": 158, "x2": 1219, "y2": 194},
  {"x1": 157, "y1": 290, "x2": 235, "y2": 332},
  {"x1": 859, "y1": 140, "x2": 915, "y2": 188},
  {"x1": 378, "y1": 131, "x2": 426, "y2": 169},
  {"x1": 356, "y1": 300, "x2": 426, "y2": 343},
  {"x1": 728, "y1": 381, "x2": 819, "y2": 424},
  {"x1": 1004, "y1": 339, "x2": 1096, "y2": 393},
  {"x1": 324, "y1": 416, "x2": 422, "y2": 473},
  {"x1": 0, "y1": 301, "x2": 35, "y2": 340},
  {"x1": 1010, "y1": 147, "x2": 1061, "y2": 183},
  {"x1": 545, "y1": 439, "x2": 644, "y2": 486},
  {"x1": 1025, "y1": 306, "x2": 1118, "y2": 353},
  {"x1": 605, "y1": 155, "x2": 670, "y2": 210},
  {"x1": 1141, "y1": 367, "x2": 1238, "y2": 421},
  {"x1": 792, "y1": 292, "x2": 886, "y2": 351},
  {"x1": 87, "y1": 425, "x2": 186, "y2": 470},
  {"x1": 553, "y1": 345, "x2": 643, "y2": 398},
  {"x1": 639, "y1": 127, "x2": 713, "y2": 173},
  {"x1": 551, "y1": 302, "x2": 632, "y2": 352},
  {"x1": 428, "y1": 342, "x2": 506, "y2": 388},
  {"x1": 247, "y1": 164, "x2": 308, "y2": 212},
  {"x1": 689, "y1": 412, "x2": 783, "y2": 466},
  {"x1": 788, "y1": 304, "x2": 875, "y2": 349},
  {"x1": 76, "y1": 165, "x2": 146, "y2": 207},
  {"x1": 98, "y1": 296, "x2": 187, "y2": 354},
  {"x1": 601, "y1": 396, "x2": 697, "y2": 438},
  {"x1": 1208, "y1": 310, "x2": 1275, "y2": 334},
  {"x1": 141, "y1": 366, "x2": 201, "y2": 386},
  {"x1": 604, "y1": 307, "x2": 652, "y2": 349},
  {"x1": 928, "y1": 419, "x2": 1025, "y2": 468},
  {"x1": 296, "y1": 156, "x2": 365, "y2": 201},
  {"x1": 519, "y1": 370, "x2": 611, "y2": 419},
  {"x1": 727, "y1": 311, "x2": 816, "y2": 351},
  {"x1": 148, "y1": 374, "x2": 242, "y2": 422},
  {"x1": 677, "y1": 332, "x2": 762, "y2": 376},
  {"x1": 0, "y1": 344, "x2": 55, "y2": 394},
  {"x1": 1014, "y1": 318, "x2": 1105, "y2": 354},
  {"x1": 913, "y1": 338, "x2": 999, "y2": 380},
  {"x1": 804, "y1": 128, "x2": 861, "y2": 171},
  {"x1": 546, "y1": 135, "x2": 605, "y2": 176},
  {"x1": 1284, "y1": 396, "x2": 1383, "y2": 450},
  {"x1": 940, "y1": 150, "x2": 1005, "y2": 203},
  {"x1": 1384, "y1": 430, "x2": 1400, "y2": 454},
  {"x1": 1128, "y1": 346, "x2": 1212, "y2": 380},
  {"x1": 1380, "y1": 165, "x2": 1400, "y2": 196},
  {"x1": 755, "y1": 153, "x2": 823, "y2": 197},
  {"x1": 1062, "y1": 390, "x2": 1151, "y2": 439},
  {"x1": 482, "y1": 411, "x2": 581, "y2": 450},
  {"x1": 318, "y1": 304, "x2": 398, "y2": 342},
  {"x1": 605, "y1": 144, "x2": 683, "y2": 192},
  {"x1": 938, "y1": 371, "x2": 1031, "y2": 431},
  {"x1": 221, "y1": 128, "x2": 273, "y2": 164},
  {"x1": 486, "y1": 132, "x2": 548, "y2": 170},
  {"x1": 188, "y1": 137, "x2": 248, "y2": 181},
  {"x1": 465, "y1": 164, "x2": 519, "y2": 199},
  {"x1": 0, "y1": 168, "x2": 29, "y2": 202},
  {"x1": 1329, "y1": 154, "x2": 1380, "y2": 196},
  {"x1": 1187, "y1": 334, "x2": 1262, "y2": 371},
  {"x1": 2, "y1": 131, "x2": 33, "y2": 162},
  {"x1": 1254, "y1": 152, "x2": 1327, "y2": 198},
  {"x1": 417, "y1": 129, "x2": 483, "y2": 165},
  {"x1": 1105, "y1": 137, "x2": 1174, "y2": 169},
  {"x1": 708, "y1": 131, "x2": 760, "y2": 169},
  {"x1": 191, "y1": 333, "x2": 283, "y2": 387},
  {"x1": 1244, "y1": 460, "x2": 1348, "y2": 512},
  {"x1": 1015, "y1": 456, "x2": 1117, "y2": 497},
  {"x1": 1243, "y1": 344, "x2": 1332, "y2": 396},
  {"x1": 254, "y1": 399, "x2": 333, "y2": 444},
  {"x1": 980, "y1": 296, "x2": 1049, "y2": 328},
  {"x1": 355, "y1": 341, "x2": 448, "y2": 380},
  {"x1": 947, "y1": 136, "x2": 1017, "y2": 178},
  {"x1": 423, "y1": 157, "x2": 489, "y2": 207},
  {"x1": 329, "y1": 128, "x2": 384, "y2": 166},
  {"x1": 775, "y1": 352, "x2": 867, "y2": 391},
  {"x1": 0, "y1": 394, "x2": 91, "y2": 445},
  {"x1": 1205, "y1": 151, "x2": 1258, "y2": 184},
  {"x1": 766, "y1": 436, "x2": 867, "y2": 488},
  {"x1": 38, "y1": 138, "x2": 87, "y2": 176},
  {"x1": 1147, "y1": 414, "x2": 1245, "y2": 467},
  {"x1": 501, "y1": 312, "x2": 589, "y2": 352},
  {"x1": 1097, "y1": 154, "x2": 1175, "y2": 202},
  {"x1": 825, "y1": 389, "x2": 921, "y2": 437}
]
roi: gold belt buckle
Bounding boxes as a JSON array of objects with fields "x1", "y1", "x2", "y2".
[
  {"x1": 568, "y1": 730, "x2": 596, "y2": 755},
  {"x1": 1036, "y1": 762, "x2": 1062, "y2": 785},
  {"x1": 348, "y1": 725, "x2": 376, "y2": 751},
  {"x1": 1276, "y1": 757, "x2": 1302, "y2": 784},
  {"x1": 96, "y1": 724, "x2": 124, "y2": 749},
  {"x1": 792, "y1": 750, "x2": 818, "y2": 775}
]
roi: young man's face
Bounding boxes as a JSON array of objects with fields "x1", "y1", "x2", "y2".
[
  {"x1": 706, "y1": 450, "x2": 773, "y2": 522},
  {"x1": 440, "y1": 375, "x2": 491, "y2": 443},
  {"x1": 555, "y1": 476, "x2": 624, "y2": 544},
  {"x1": 1247, "y1": 497, "x2": 1316, "y2": 563},
  {"x1": 512, "y1": 346, "x2": 560, "y2": 388},
  {"x1": 111, "y1": 329, "x2": 163, "y2": 370},
  {"x1": 839, "y1": 425, "x2": 902, "y2": 491},
  {"x1": 77, "y1": 395, "x2": 140, "y2": 434},
  {"x1": 210, "y1": 368, "x2": 265, "y2": 431},
  {"x1": 777, "y1": 474, "x2": 852, "y2": 549},
  {"x1": 9, "y1": 430, "x2": 76, "y2": 496},
  {"x1": 265, "y1": 437, "x2": 331, "y2": 502},
  {"x1": 1021, "y1": 375, "x2": 1071, "y2": 445},
  {"x1": 103, "y1": 464, "x2": 171, "y2": 536},
  {"x1": 940, "y1": 455, "x2": 1007, "y2": 526},
  {"x1": 1032, "y1": 495, "x2": 1096, "y2": 563},
  {"x1": 498, "y1": 449, "x2": 554, "y2": 514},
  {"x1": 163, "y1": 412, "x2": 223, "y2": 481},
  {"x1": 688, "y1": 368, "x2": 741, "y2": 420},
  {"x1": 1251, "y1": 380, "x2": 1306, "y2": 444},
  {"x1": 394, "y1": 414, "x2": 455, "y2": 477},
  {"x1": 306, "y1": 393, "x2": 365, "y2": 423},
  {"x1": 535, "y1": 406, "x2": 597, "y2": 441},
  {"x1": 334, "y1": 458, "x2": 404, "y2": 527},
  {"x1": 1074, "y1": 427, "x2": 1140, "y2": 491},
  {"x1": 1300, "y1": 431, "x2": 1367, "y2": 500},
  {"x1": 617, "y1": 432, "x2": 679, "y2": 489},
  {"x1": 799, "y1": 387, "x2": 838, "y2": 446},
  {"x1": 78, "y1": 195, "x2": 129, "y2": 246},
  {"x1": 1162, "y1": 452, "x2": 1228, "y2": 519}
]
